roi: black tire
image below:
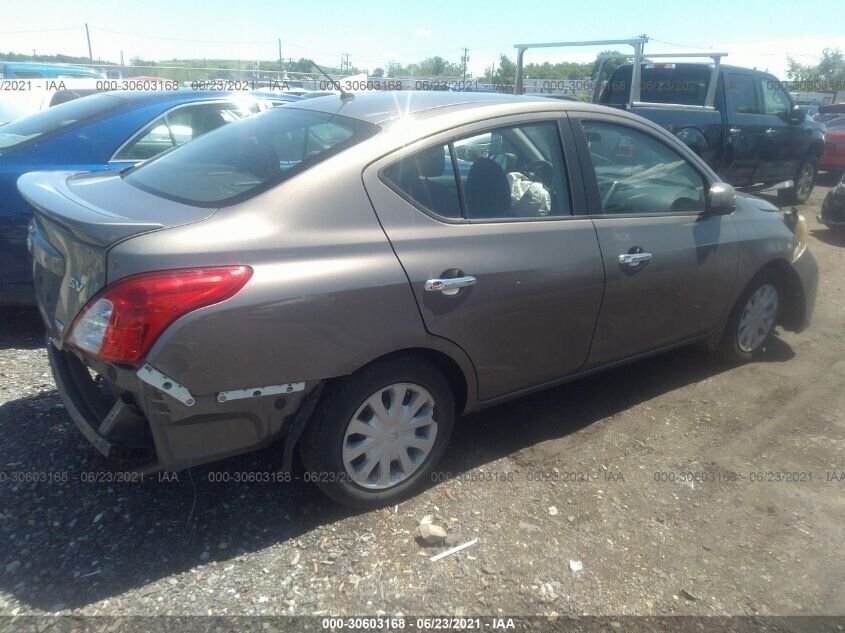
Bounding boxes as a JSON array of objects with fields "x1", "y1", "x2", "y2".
[
  {"x1": 720, "y1": 271, "x2": 782, "y2": 363},
  {"x1": 778, "y1": 159, "x2": 816, "y2": 205},
  {"x1": 299, "y1": 355, "x2": 455, "y2": 508}
]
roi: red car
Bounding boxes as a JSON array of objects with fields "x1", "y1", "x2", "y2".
[{"x1": 817, "y1": 105, "x2": 845, "y2": 178}]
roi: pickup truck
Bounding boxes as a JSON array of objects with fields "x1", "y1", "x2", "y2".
[{"x1": 596, "y1": 62, "x2": 826, "y2": 203}]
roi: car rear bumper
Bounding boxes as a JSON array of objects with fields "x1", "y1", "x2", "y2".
[{"x1": 47, "y1": 340, "x2": 318, "y2": 472}]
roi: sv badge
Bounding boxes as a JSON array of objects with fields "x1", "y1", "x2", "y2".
[{"x1": 68, "y1": 277, "x2": 86, "y2": 293}]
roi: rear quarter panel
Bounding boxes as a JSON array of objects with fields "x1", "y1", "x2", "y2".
[{"x1": 108, "y1": 143, "x2": 477, "y2": 399}]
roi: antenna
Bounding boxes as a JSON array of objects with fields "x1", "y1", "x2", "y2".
[{"x1": 309, "y1": 59, "x2": 353, "y2": 100}]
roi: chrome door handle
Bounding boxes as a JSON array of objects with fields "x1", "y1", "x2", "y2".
[
  {"x1": 424, "y1": 276, "x2": 476, "y2": 295},
  {"x1": 618, "y1": 252, "x2": 652, "y2": 267},
  {"x1": 765, "y1": 127, "x2": 778, "y2": 135}
]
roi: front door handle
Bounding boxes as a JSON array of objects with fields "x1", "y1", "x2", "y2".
[
  {"x1": 618, "y1": 252, "x2": 652, "y2": 268},
  {"x1": 424, "y1": 276, "x2": 477, "y2": 295}
]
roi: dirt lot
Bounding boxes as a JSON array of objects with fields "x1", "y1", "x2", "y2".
[{"x1": 0, "y1": 177, "x2": 843, "y2": 619}]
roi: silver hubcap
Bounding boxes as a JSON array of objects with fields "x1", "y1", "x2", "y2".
[
  {"x1": 796, "y1": 164, "x2": 814, "y2": 201},
  {"x1": 342, "y1": 383, "x2": 437, "y2": 489},
  {"x1": 737, "y1": 284, "x2": 778, "y2": 352}
]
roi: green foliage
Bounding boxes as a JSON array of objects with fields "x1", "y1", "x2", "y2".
[
  {"x1": 786, "y1": 48, "x2": 845, "y2": 90},
  {"x1": 0, "y1": 51, "x2": 114, "y2": 65}
]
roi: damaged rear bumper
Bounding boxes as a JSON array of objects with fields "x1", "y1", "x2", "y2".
[{"x1": 48, "y1": 340, "x2": 320, "y2": 473}]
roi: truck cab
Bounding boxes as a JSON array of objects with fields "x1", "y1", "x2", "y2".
[{"x1": 597, "y1": 63, "x2": 825, "y2": 202}]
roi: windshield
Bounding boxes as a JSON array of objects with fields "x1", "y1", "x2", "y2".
[
  {"x1": 125, "y1": 107, "x2": 378, "y2": 207},
  {"x1": 0, "y1": 93, "x2": 125, "y2": 150}
]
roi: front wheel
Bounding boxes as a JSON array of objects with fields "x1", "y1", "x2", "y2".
[
  {"x1": 778, "y1": 160, "x2": 816, "y2": 205},
  {"x1": 299, "y1": 356, "x2": 455, "y2": 508},
  {"x1": 720, "y1": 273, "x2": 781, "y2": 363}
]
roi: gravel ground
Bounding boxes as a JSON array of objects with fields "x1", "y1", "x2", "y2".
[{"x1": 0, "y1": 177, "x2": 843, "y2": 618}]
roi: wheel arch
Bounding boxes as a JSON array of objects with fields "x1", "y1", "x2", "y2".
[
  {"x1": 354, "y1": 347, "x2": 470, "y2": 416},
  {"x1": 753, "y1": 258, "x2": 807, "y2": 331}
]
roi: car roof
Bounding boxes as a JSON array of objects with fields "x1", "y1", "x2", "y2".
[
  {"x1": 613, "y1": 62, "x2": 775, "y2": 77},
  {"x1": 95, "y1": 89, "x2": 261, "y2": 107},
  {"x1": 282, "y1": 90, "x2": 605, "y2": 128}
]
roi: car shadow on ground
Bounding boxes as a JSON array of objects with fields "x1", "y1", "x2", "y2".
[
  {"x1": 0, "y1": 307, "x2": 44, "y2": 351},
  {"x1": 0, "y1": 336, "x2": 794, "y2": 611},
  {"x1": 810, "y1": 228, "x2": 845, "y2": 247}
]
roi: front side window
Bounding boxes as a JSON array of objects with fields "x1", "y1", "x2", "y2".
[
  {"x1": 384, "y1": 121, "x2": 571, "y2": 220},
  {"x1": 125, "y1": 107, "x2": 378, "y2": 206},
  {"x1": 582, "y1": 120, "x2": 706, "y2": 215},
  {"x1": 760, "y1": 79, "x2": 791, "y2": 117}
]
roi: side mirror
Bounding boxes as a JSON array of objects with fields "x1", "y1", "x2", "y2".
[
  {"x1": 788, "y1": 106, "x2": 806, "y2": 124},
  {"x1": 708, "y1": 183, "x2": 737, "y2": 215}
]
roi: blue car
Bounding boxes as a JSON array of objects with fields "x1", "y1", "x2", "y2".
[
  {"x1": 0, "y1": 62, "x2": 104, "y2": 80},
  {"x1": 0, "y1": 90, "x2": 272, "y2": 304}
]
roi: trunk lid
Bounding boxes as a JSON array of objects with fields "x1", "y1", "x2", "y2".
[{"x1": 19, "y1": 170, "x2": 214, "y2": 343}]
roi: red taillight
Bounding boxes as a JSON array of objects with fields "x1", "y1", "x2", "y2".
[{"x1": 67, "y1": 266, "x2": 253, "y2": 365}]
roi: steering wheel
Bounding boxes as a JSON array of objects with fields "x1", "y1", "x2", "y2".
[{"x1": 523, "y1": 159, "x2": 554, "y2": 188}]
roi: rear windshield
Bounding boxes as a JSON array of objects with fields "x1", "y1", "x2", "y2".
[
  {"x1": 125, "y1": 107, "x2": 378, "y2": 206},
  {"x1": 600, "y1": 64, "x2": 714, "y2": 107},
  {"x1": 0, "y1": 94, "x2": 124, "y2": 150}
]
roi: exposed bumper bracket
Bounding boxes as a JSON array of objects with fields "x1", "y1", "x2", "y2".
[
  {"x1": 217, "y1": 382, "x2": 305, "y2": 403},
  {"x1": 137, "y1": 364, "x2": 196, "y2": 407}
]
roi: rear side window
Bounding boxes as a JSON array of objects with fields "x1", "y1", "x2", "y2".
[
  {"x1": 383, "y1": 145, "x2": 462, "y2": 218},
  {"x1": 725, "y1": 73, "x2": 759, "y2": 114},
  {"x1": 384, "y1": 121, "x2": 571, "y2": 221},
  {"x1": 125, "y1": 108, "x2": 378, "y2": 206},
  {"x1": 0, "y1": 94, "x2": 125, "y2": 150}
]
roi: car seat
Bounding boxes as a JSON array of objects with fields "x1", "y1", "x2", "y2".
[{"x1": 465, "y1": 157, "x2": 511, "y2": 218}]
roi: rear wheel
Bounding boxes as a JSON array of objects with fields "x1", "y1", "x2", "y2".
[
  {"x1": 299, "y1": 356, "x2": 454, "y2": 508},
  {"x1": 778, "y1": 159, "x2": 816, "y2": 204},
  {"x1": 720, "y1": 273, "x2": 781, "y2": 363}
]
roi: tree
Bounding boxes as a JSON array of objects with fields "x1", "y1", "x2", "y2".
[
  {"x1": 591, "y1": 50, "x2": 628, "y2": 79},
  {"x1": 494, "y1": 54, "x2": 516, "y2": 86},
  {"x1": 372, "y1": 67, "x2": 384, "y2": 77},
  {"x1": 787, "y1": 48, "x2": 844, "y2": 92}
]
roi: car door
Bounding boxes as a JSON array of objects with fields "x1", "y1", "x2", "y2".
[
  {"x1": 363, "y1": 114, "x2": 605, "y2": 401},
  {"x1": 570, "y1": 113, "x2": 739, "y2": 366},
  {"x1": 719, "y1": 71, "x2": 765, "y2": 187},
  {"x1": 752, "y1": 75, "x2": 800, "y2": 184}
]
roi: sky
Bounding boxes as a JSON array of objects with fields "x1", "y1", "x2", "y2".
[{"x1": 1, "y1": 0, "x2": 842, "y2": 79}]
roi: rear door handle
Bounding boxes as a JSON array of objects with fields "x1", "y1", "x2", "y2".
[
  {"x1": 618, "y1": 252, "x2": 652, "y2": 268},
  {"x1": 424, "y1": 276, "x2": 476, "y2": 295}
]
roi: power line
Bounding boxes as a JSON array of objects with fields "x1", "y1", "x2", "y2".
[
  {"x1": 0, "y1": 26, "x2": 82, "y2": 34},
  {"x1": 91, "y1": 26, "x2": 275, "y2": 45},
  {"x1": 649, "y1": 37, "x2": 712, "y2": 50}
]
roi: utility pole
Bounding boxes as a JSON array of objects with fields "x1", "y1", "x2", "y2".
[
  {"x1": 461, "y1": 48, "x2": 469, "y2": 82},
  {"x1": 120, "y1": 50, "x2": 124, "y2": 66},
  {"x1": 342, "y1": 53, "x2": 350, "y2": 74},
  {"x1": 84, "y1": 23, "x2": 93, "y2": 62},
  {"x1": 278, "y1": 38, "x2": 283, "y2": 71}
]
